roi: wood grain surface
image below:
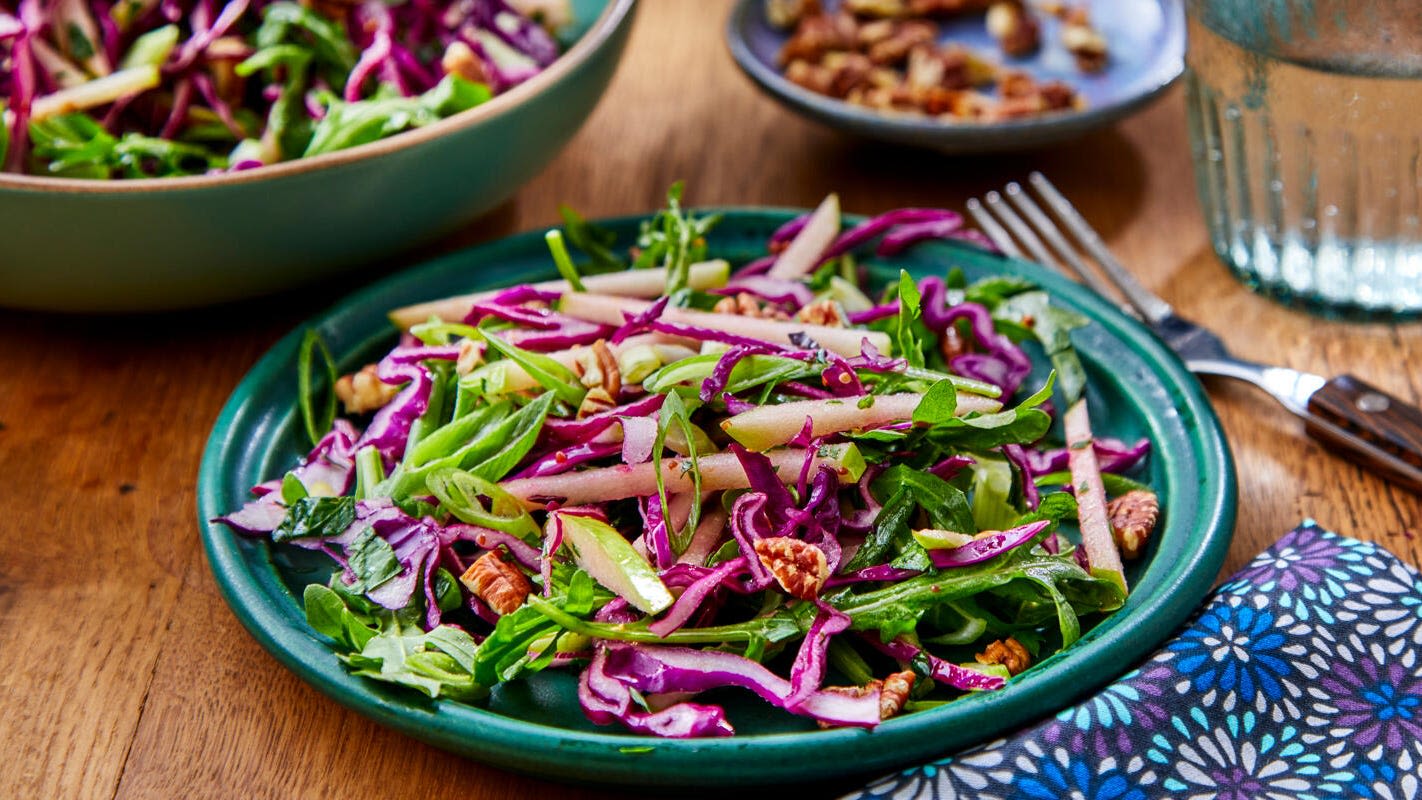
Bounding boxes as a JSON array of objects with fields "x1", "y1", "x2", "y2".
[{"x1": 4, "y1": 2, "x2": 1421, "y2": 798}]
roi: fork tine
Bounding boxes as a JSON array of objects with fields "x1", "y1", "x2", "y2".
[
  {"x1": 1002, "y1": 181, "x2": 1129, "y2": 307},
  {"x1": 965, "y1": 198, "x2": 1024, "y2": 259},
  {"x1": 980, "y1": 190, "x2": 1066, "y2": 273},
  {"x1": 1027, "y1": 172, "x2": 1174, "y2": 323}
]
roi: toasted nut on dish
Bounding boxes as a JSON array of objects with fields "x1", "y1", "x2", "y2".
[
  {"x1": 977, "y1": 637, "x2": 1031, "y2": 675},
  {"x1": 1062, "y1": 19, "x2": 1108, "y2": 72},
  {"x1": 796, "y1": 299, "x2": 845, "y2": 327},
  {"x1": 334, "y1": 364, "x2": 400, "y2": 415},
  {"x1": 1106, "y1": 489, "x2": 1159, "y2": 559},
  {"x1": 578, "y1": 339, "x2": 621, "y2": 398},
  {"x1": 577, "y1": 386, "x2": 618, "y2": 418},
  {"x1": 460, "y1": 550, "x2": 531, "y2": 616},
  {"x1": 441, "y1": 41, "x2": 487, "y2": 85},
  {"x1": 455, "y1": 339, "x2": 484, "y2": 376},
  {"x1": 753, "y1": 537, "x2": 830, "y2": 600},
  {"x1": 986, "y1": 1, "x2": 1040, "y2": 57},
  {"x1": 713, "y1": 292, "x2": 791, "y2": 320},
  {"x1": 879, "y1": 670, "x2": 915, "y2": 719}
]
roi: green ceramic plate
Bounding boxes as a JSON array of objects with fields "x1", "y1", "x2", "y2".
[{"x1": 197, "y1": 209, "x2": 1236, "y2": 789}]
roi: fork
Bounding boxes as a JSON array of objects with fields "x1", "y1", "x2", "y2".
[{"x1": 968, "y1": 171, "x2": 1422, "y2": 493}]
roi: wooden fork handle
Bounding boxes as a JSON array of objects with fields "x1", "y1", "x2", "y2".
[{"x1": 1305, "y1": 375, "x2": 1422, "y2": 492}]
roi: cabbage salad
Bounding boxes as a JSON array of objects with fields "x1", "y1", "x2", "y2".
[
  {"x1": 0, "y1": 0, "x2": 568, "y2": 178},
  {"x1": 218, "y1": 186, "x2": 1159, "y2": 737}
]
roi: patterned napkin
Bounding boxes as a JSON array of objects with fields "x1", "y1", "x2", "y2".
[{"x1": 847, "y1": 522, "x2": 1422, "y2": 800}]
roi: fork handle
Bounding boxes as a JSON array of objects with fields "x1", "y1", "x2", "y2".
[{"x1": 1305, "y1": 375, "x2": 1422, "y2": 491}]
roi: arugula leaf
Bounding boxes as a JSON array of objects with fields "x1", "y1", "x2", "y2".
[
  {"x1": 996, "y1": 291, "x2": 1090, "y2": 406},
  {"x1": 472, "y1": 604, "x2": 564, "y2": 686},
  {"x1": 27, "y1": 113, "x2": 227, "y2": 178},
  {"x1": 272, "y1": 496, "x2": 354, "y2": 543},
  {"x1": 345, "y1": 528, "x2": 400, "y2": 593},
  {"x1": 342, "y1": 610, "x2": 487, "y2": 701},
  {"x1": 634, "y1": 182, "x2": 721, "y2": 294},
  {"x1": 833, "y1": 552, "x2": 1123, "y2": 643},
  {"x1": 912, "y1": 379, "x2": 958, "y2": 424},
  {"x1": 894, "y1": 271, "x2": 926, "y2": 369},
  {"x1": 304, "y1": 76, "x2": 492, "y2": 157}
]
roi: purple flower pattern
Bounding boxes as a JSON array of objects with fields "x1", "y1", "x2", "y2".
[{"x1": 850, "y1": 523, "x2": 1422, "y2": 800}]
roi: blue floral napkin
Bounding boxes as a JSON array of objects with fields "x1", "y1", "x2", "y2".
[{"x1": 848, "y1": 522, "x2": 1422, "y2": 800}]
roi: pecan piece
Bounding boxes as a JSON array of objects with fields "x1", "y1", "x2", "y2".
[
  {"x1": 455, "y1": 338, "x2": 484, "y2": 376},
  {"x1": 986, "y1": 1, "x2": 1040, "y2": 57},
  {"x1": 796, "y1": 299, "x2": 845, "y2": 327},
  {"x1": 977, "y1": 637, "x2": 1031, "y2": 675},
  {"x1": 334, "y1": 364, "x2": 400, "y2": 415},
  {"x1": 879, "y1": 670, "x2": 915, "y2": 719},
  {"x1": 578, "y1": 339, "x2": 622, "y2": 397},
  {"x1": 779, "y1": 10, "x2": 858, "y2": 65},
  {"x1": 866, "y1": 20, "x2": 936, "y2": 66},
  {"x1": 753, "y1": 537, "x2": 830, "y2": 600},
  {"x1": 713, "y1": 292, "x2": 791, "y2": 320},
  {"x1": 1061, "y1": 11, "x2": 1107, "y2": 72},
  {"x1": 1106, "y1": 489, "x2": 1159, "y2": 559},
  {"x1": 460, "y1": 550, "x2": 531, "y2": 616},
  {"x1": 577, "y1": 386, "x2": 618, "y2": 418},
  {"x1": 441, "y1": 40, "x2": 487, "y2": 85}
]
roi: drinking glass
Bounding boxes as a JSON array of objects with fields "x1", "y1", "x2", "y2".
[{"x1": 1185, "y1": 0, "x2": 1422, "y2": 317}]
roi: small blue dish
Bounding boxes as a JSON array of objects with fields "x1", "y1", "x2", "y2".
[{"x1": 726, "y1": 0, "x2": 1184, "y2": 153}]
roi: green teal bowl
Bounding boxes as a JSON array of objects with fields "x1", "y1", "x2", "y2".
[
  {"x1": 197, "y1": 209, "x2": 1236, "y2": 788},
  {"x1": 0, "y1": 0, "x2": 635, "y2": 313}
]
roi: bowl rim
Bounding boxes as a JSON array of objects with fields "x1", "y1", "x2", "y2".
[
  {"x1": 0, "y1": 0, "x2": 636, "y2": 195},
  {"x1": 724, "y1": 0, "x2": 1184, "y2": 140}
]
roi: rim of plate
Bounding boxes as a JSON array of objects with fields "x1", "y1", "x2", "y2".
[
  {"x1": 724, "y1": 0, "x2": 1184, "y2": 144},
  {"x1": 0, "y1": 0, "x2": 635, "y2": 195},
  {"x1": 197, "y1": 207, "x2": 1235, "y2": 787}
]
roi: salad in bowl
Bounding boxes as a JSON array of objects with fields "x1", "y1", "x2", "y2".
[{"x1": 216, "y1": 186, "x2": 1160, "y2": 738}]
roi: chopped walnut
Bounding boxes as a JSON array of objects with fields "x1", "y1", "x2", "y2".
[
  {"x1": 978, "y1": 637, "x2": 1031, "y2": 675},
  {"x1": 577, "y1": 339, "x2": 622, "y2": 398},
  {"x1": 939, "y1": 324, "x2": 968, "y2": 361},
  {"x1": 577, "y1": 386, "x2": 618, "y2": 418},
  {"x1": 334, "y1": 364, "x2": 400, "y2": 415},
  {"x1": 985, "y1": 1, "x2": 1040, "y2": 57},
  {"x1": 1106, "y1": 489, "x2": 1159, "y2": 559},
  {"x1": 460, "y1": 550, "x2": 531, "y2": 616},
  {"x1": 796, "y1": 299, "x2": 845, "y2": 327},
  {"x1": 779, "y1": 9, "x2": 858, "y2": 65},
  {"x1": 753, "y1": 537, "x2": 830, "y2": 600},
  {"x1": 779, "y1": 0, "x2": 1081, "y2": 122},
  {"x1": 441, "y1": 40, "x2": 487, "y2": 85},
  {"x1": 455, "y1": 339, "x2": 484, "y2": 376},
  {"x1": 879, "y1": 670, "x2": 915, "y2": 719},
  {"x1": 1061, "y1": 12, "x2": 1108, "y2": 72},
  {"x1": 713, "y1": 292, "x2": 792, "y2": 320},
  {"x1": 866, "y1": 20, "x2": 937, "y2": 66}
]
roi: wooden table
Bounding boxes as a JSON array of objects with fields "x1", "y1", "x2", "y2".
[{"x1": 5, "y1": 2, "x2": 1420, "y2": 797}]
